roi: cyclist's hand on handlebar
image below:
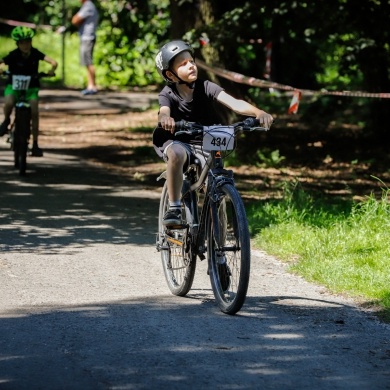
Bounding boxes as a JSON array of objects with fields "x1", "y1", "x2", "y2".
[
  {"x1": 47, "y1": 70, "x2": 56, "y2": 77},
  {"x1": 256, "y1": 111, "x2": 274, "y2": 130},
  {"x1": 159, "y1": 116, "x2": 176, "y2": 134}
]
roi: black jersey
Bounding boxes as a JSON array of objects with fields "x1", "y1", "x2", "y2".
[
  {"x1": 153, "y1": 79, "x2": 224, "y2": 154},
  {"x1": 3, "y1": 47, "x2": 46, "y2": 88},
  {"x1": 159, "y1": 79, "x2": 224, "y2": 124}
]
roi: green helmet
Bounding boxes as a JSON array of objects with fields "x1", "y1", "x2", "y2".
[{"x1": 11, "y1": 26, "x2": 35, "y2": 41}]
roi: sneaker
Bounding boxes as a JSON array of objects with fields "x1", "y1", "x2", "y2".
[
  {"x1": 162, "y1": 208, "x2": 182, "y2": 226},
  {"x1": 0, "y1": 118, "x2": 10, "y2": 136},
  {"x1": 31, "y1": 145, "x2": 44, "y2": 157},
  {"x1": 81, "y1": 89, "x2": 98, "y2": 95}
]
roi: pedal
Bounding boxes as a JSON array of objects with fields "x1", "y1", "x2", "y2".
[
  {"x1": 165, "y1": 223, "x2": 188, "y2": 230},
  {"x1": 156, "y1": 243, "x2": 169, "y2": 251}
]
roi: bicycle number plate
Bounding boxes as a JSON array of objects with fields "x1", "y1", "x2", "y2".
[
  {"x1": 203, "y1": 126, "x2": 235, "y2": 151},
  {"x1": 12, "y1": 75, "x2": 31, "y2": 91}
]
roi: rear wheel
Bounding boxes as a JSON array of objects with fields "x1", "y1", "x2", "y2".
[
  {"x1": 207, "y1": 183, "x2": 250, "y2": 315},
  {"x1": 157, "y1": 181, "x2": 196, "y2": 296},
  {"x1": 16, "y1": 141, "x2": 28, "y2": 176}
]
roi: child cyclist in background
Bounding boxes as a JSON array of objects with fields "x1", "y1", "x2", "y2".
[
  {"x1": 0, "y1": 26, "x2": 57, "y2": 157},
  {"x1": 153, "y1": 40, "x2": 274, "y2": 226}
]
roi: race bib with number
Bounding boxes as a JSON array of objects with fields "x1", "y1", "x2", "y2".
[
  {"x1": 12, "y1": 75, "x2": 31, "y2": 91},
  {"x1": 202, "y1": 126, "x2": 235, "y2": 151}
]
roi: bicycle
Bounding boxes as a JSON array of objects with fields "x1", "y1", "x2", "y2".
[
  {"x1": 155, "y1": 117, "x2": 270, "y2": 315},
  {"x1": 1, "y1": 71, "x2": 50, "y2": 176}
]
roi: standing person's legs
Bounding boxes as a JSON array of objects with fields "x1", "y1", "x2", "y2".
[
  {"x1": 80, "y1": 39, "x2": 97, "y2": 94},
  {"x1": 86, "y1": 64, "x2": 96, "y2": 91}
]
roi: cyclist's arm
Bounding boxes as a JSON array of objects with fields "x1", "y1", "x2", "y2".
[
  {"x1": 43, "y1": 55, "x2": 58, "y2": 76},
  {"x1": 217, "y1": 91, "x2": 273, "y2": 128},
  {"x1": 158, "y1": 106, "x2": 176, "y2": 133}
]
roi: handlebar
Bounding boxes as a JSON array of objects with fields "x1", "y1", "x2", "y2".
[
  {"x1": 1, "y1": 71, "x2": 54, "y2": 78},
  {"x1": 172, "y1": 118, "x2": 270, "y2": 136}
]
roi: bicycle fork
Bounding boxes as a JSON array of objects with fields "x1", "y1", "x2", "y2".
[{"x1": 209, "y1": 169, "x2": 237, "y2": 264}]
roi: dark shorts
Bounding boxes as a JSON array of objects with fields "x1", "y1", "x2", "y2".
[
  {"x1": 152, "y1": 126, "x2": 209, "y2": 171},
  {"x1": 162, "y1": 141, "x2": 209, "y2": 172},
  {"x1": 80, "y1": 39, "x2": 96, "y2": 66}
]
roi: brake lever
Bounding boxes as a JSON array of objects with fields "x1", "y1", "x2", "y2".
[
  {"x1": 175, "y1": 129, "x2": 203, "y2": 136},
  {"x1": 250, "y1": 126, "x2": 269, "y2": 132}
]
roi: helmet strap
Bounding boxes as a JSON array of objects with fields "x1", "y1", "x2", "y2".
[{"x1": 169, "y1": 69, "x2": 195, "y2": 89}]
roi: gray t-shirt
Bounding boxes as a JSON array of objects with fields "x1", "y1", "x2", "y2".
[{"x1": 77, "y1": 0, "x2": 99, "y2": 41}]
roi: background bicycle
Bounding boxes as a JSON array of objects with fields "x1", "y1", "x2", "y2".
[
  {"x1": 0, "y1": 71, "x2": 50, "y2": 176},
  {"x1": 156, "y1": 117, "x2": 270, "y2": 315}
]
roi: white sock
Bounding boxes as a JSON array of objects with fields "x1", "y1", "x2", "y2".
[{"x1": 169, "y1": 201, "x2": 181, "y2": 209}]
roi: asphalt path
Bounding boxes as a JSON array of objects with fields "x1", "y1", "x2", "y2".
[{"x1": 0, "y1": 90, "x2": 389, "y2": 389}]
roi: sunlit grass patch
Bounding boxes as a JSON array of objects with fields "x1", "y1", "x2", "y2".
[{"x1": 248, "y1": 180, "x2": 390, "y2": 321}]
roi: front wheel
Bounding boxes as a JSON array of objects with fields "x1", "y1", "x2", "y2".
[
  {"x1": 157, "y1": 181, "x2": 196, "y2": 296},
  {"x1": 14, "y1": 106, "x2": 31, "y2": 176},
  {"x1": 207, "y1": 183, "x2": 250, "y2": 315}
]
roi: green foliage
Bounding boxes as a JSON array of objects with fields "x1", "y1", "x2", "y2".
[
  {"x1": 2, "y1": 0, "x2": 390, "y2": 96},
  {"x1": 0, "y1": 38, "x2": 16, "y2": 58},
  {"x1": 249, "y1": 180, "x2": 390, "y2": 320},
  {"x1": 95, "y1": 0, "x2": 170, "y2": 88},
  {"x1": 248, "y1": 181, "x2": 352, "y2": 233},
  {"x1": 2, "y1": 0, "x2": 390, "y2": 138},
  {"x1": 255, "y1": 148, "x2": 285, "y2": 168}
]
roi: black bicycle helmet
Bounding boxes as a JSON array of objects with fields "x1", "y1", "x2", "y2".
[
  {"x1": 155, "y1": 40, "x2": 194, "y2": 84},
  {"x1": 11, "y1": 26, "x2": 35, "y2": 41}
]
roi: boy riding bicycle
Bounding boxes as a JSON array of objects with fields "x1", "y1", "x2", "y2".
[
  {"x1": 153, "y1": 40, "x2": 273, "y2": 226},
  {"x1": 0, "y1": 26, "x2": 57, "y2": 157}
]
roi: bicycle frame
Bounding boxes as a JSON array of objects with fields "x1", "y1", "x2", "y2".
[{"x1": 181, "y1": 149, "x2": 235, "y2": 262}]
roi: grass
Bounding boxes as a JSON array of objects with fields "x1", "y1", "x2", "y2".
[{"x1": 247, "y1": 180, "x2": 390, "y2": 322}]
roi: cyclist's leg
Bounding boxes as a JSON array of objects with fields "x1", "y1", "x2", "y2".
[
  {"x1": 3, "y1": 88, "x2": 15, "y2": 118},
  {"x1": 27, "y1": 88, "x2": 43, "y2": 156},
  {"x1": 164, "y1": 142, "x2": 187, "y2": 201},
  {"x1": 0, "y1": 86, "x2": 15, "y2": 136},
  {"x1": 162, "y1": 141, "x2": 190, "y2": 225}
]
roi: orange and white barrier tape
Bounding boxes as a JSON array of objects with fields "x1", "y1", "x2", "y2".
[
  {"x1": 196, "y1": 59, "x2": 390, "y2": 114},
  {"x1": 0, "y1": 17, "x2": 52, "y2": 30},
  {"x1": 288, "y1": 91, "x2": 301, "y2": 114}
]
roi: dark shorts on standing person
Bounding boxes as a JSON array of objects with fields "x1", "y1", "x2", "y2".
[{"x1": 80, "y1": 39, "x2": 95, "y2": 66}]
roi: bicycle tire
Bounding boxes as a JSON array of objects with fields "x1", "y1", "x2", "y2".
[
  {"x1": 14, "y1": 106, "x2": 31, "y2": 176},
  {"x1": 158, "y1": 181, "x2": 196, "y2": 296},
  {"x1": 207, "y1": 183, "x2": 250, "y2": 314}
]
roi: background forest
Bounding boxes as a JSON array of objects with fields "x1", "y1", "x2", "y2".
[{"x1": 1, "y1": 0, "x2": 390, "y2": 142}]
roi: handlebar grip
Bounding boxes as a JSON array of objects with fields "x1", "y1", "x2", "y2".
[
  {"x1": 157, "y1": 120, "x2": 188, "y2": 130},
  {"x1": 175, "y1": 120, "x2": 187, "y2": 131},
  {"x1": 243, "y1": 117, "x2": 260, "y2": 127}
]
